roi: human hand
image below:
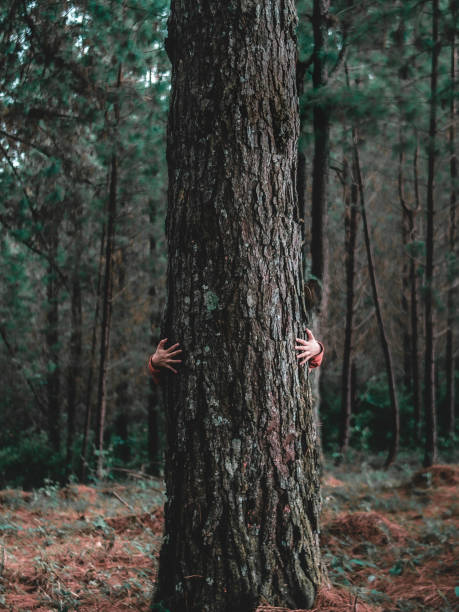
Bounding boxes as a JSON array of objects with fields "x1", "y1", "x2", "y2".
[
  {"x1": 295, "y1": 329, "x2": 322, "y2": 366},
  {"x1": 150, "y1": 338, "x2": 182, "y2": 374}
]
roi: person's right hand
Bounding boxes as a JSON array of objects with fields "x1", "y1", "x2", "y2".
[
  {"x1": 295, "y1": 329, "x2": 322, "y2": 366},
  {"x1": 150, "y1": 339, "x2": 182, "y2": 374}
]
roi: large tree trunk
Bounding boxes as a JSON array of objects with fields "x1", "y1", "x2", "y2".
[
  {"x1": 337, "y1": 156, "x2": 359, "y2": 463},
  {"x1": 423, "y1": 0, "x2": 439, "y2": 467},
  {"x1": 154, "y1": 2, "x2": 322, "y2": 611},
  {"x1": 445, "y1": 14, "x2": 457, "y2": 438}
]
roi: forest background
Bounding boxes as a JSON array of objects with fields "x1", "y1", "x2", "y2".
[{"x1": 0, "y1": 0, "x2": 457, "y2": 488}]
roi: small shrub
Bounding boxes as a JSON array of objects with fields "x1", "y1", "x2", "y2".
[{"x1": 0, "y1": 431, "x2": 65, "y2": 489}]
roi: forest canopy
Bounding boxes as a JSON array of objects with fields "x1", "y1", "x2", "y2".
[{"x1": 0, "y1": 0, "x2": 457, "y2": 486}]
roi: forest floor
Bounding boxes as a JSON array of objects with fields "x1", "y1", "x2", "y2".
[{"x1": 0, "y1": 458, "x2": 457, "y2": 611}]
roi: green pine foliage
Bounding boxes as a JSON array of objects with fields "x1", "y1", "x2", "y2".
[
  {"x1": 0, "y1": 0, "x2": 169, "y2": 484},
  {"x1": 0, "y1": 0, "x2": 457, "y2": 485}
]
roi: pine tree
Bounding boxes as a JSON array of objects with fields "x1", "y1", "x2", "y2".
[{"x1": 154, "y1": 1, "x2": 322, "y2": 609}]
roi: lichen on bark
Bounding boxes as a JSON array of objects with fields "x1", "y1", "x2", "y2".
[{"x1": 153, "y1": 1, "x2": 322, "y2": 611}]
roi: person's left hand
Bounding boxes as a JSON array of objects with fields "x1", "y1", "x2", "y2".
[
  {"x1": 151, "y1": 338, "x2": 182, "y2": 374},
  {"x1": 295, "y1": 329, "x2": 322, "y2": 366}
]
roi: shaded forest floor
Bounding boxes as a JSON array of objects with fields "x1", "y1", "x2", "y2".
[{"x1": 0, "y1": 459, "x2": 457, "y2": 611}]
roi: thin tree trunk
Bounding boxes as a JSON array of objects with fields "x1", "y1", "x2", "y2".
[
  {"x1": 114, "y1": 245, "x2": 130, "y2": 464},
  {"x1": 346, "y1": 60, "x2": 400, "y2": 467},
  {"x1": 400, "y1": 128, "x2": 423, "y2": 443},
  {"x1": 66, "y1": 232, "x2": 82, "y2": 475},
  {"x1": 95, "y1": 151, "x2": 117, "y2": 479},
  {"x1": 154, "y1": 2, "x2": 322, "y2": 609},
  {"x1": 395, "y1": 14, "x2": 413, "y2": 396},
  {"x1": 423, "y1": 0, "x2": 439, "y2": 467},
  {"x1": 350, "y1": 360, "x2": 357, "y2": 416},
  {"x1": 398, "y1": 133, "x2": 412, "y2": 392},
  {"x1": 95, "y1": 63, "x2": 122, "y2": 480},
  {"x1": 337, "y1": 155, "x2": 359, "y2": 463},
  {"x1": 80, "y1": 220, "x2": 105, "y2": 481},
  {"x1": 46, "y1": 226, "x2": 60, "y2": 453},
  {"x1": 445, "y1": 15, "x2": 457, "y2": 438},
  {"x1": 411, "y1": 136, "x2": 422, "y2": 440},
  {"x1": 354, "y1": 136, "x2": 400, "y2": 467}
]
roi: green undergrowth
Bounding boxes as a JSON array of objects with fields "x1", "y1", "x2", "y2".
[{"x1": 321, "y1": 456, "x2": 458, "y2": 611}]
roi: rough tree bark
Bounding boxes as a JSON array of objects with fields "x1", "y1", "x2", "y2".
[
  {"x1": 154, "y1": 2, "x2": 322, "y2": 610},
  {"x1": 423, "y1": 0, "x2": 439, "y2": 467}
]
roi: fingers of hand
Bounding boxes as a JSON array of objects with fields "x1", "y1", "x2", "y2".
[
  {"x1": 295, "y1": 344, "x2": 309, "y2": 351},
  {"x1": 166, "y1": 359, "x2": 182, "y2": 364},
  {"x1": 296, "y1": 351, "x2": 311, "y2": 360},
  {"x1": 295, "y1": 337, "x2": 307, "y2": 346},
  {"x1": 165, "y1": 364, "x2": 178, "y2": 374},
  {"x1": 295, "y1": 343, "x2": 312, "y2": 352},
  {"x1": 305, "y1": 328, "x2": 314, "y2": 340},
  {"x1": 159, "y1": 338, "x2": 168, "y2": 346},
  {"x1": 166, "y1": 349, "x2": 182, "y2": 357},
  {"x1": 167, "y1": 342, "x2": 180, "y2": 351}
]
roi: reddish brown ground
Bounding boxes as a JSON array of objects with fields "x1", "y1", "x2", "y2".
[{"x1": 0, "y1": 463, "x2": 457, "y2": 611}]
